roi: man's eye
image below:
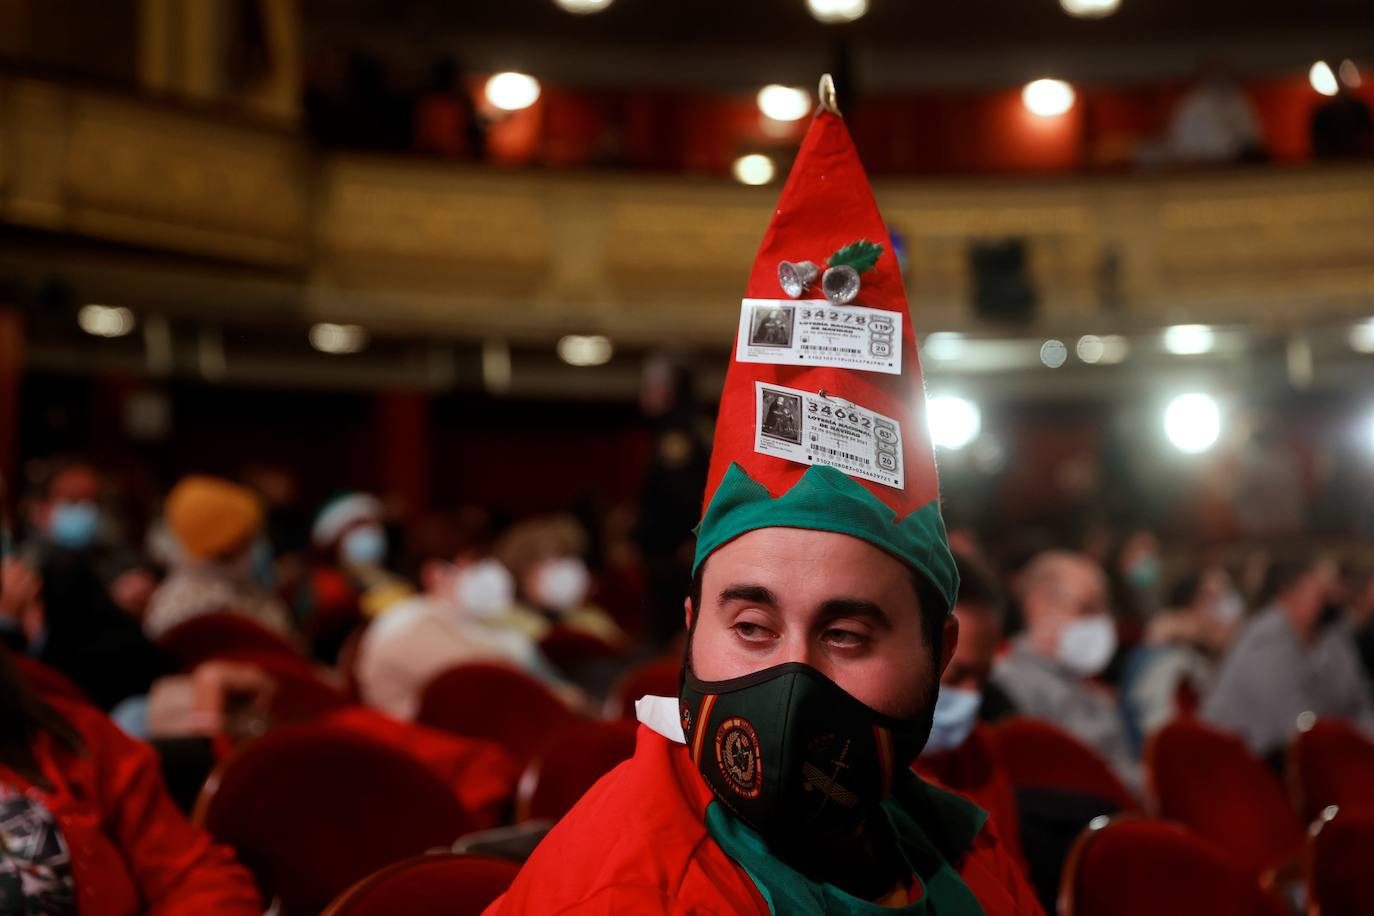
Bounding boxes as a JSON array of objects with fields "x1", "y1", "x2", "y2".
[
  {"x1": 732, "y1": 622, "x2": 775, "y2": 642},
  {"x1": 822, "y1": 628, "x2": 868, "y2": 649}
]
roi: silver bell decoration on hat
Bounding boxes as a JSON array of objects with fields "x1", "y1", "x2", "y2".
[
  {"x1": 821, "y1": 265, "x2": 860, "y2": 305},
  {"x1": 777, "y1": 260, "x2": 819, "y2": 299}
]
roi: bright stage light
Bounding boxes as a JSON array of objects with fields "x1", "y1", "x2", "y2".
[
  {"x1": 1022, "y1": 79, "x2": 1076, "y2": 117},
  {"x1": 927, "y1": 395, "x2": 981, "y2": 450},
  {"x1": 1163, "y1": 324, "x2": 1215, "y2": 356},
  {"x1": 309, "y1": 323, "x2": 367, "y2": 354},
  {"x1": 553, "y1": 0, "x2": 614, "y2": 13},
  {"x1": 557, "y1": 334, "x2": 613, "y2": 367},
  {"x1": 806, "y1": 0, "x2": 869, "y2": 24},
  {"x1": 485, "y1": 72, "x2": 541, "y2": 111},
  {"x1": 1060, "y1": 0, "x2": 1120, "y2": 18},
  {"x1": 78, "y1": 304, "x2": 136, "y2": 338},
  {"x1": 1349, "y1": 319, "x2": 1374, "y2": 354},
  {"x1": 1310, "y1": 61, "x2": 1339, "y2": 97},
  {"x1": 757, "y1": 85, "x2": 811, "y2": 122},
  {"x1": 732, "y1": 154, "x2": 776, "y2": 186},
  {"x1": 1164, "y1": 393, "x2": 1221, "y2": 454}
]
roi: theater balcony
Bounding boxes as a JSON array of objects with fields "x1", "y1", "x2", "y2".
[{"x1": 2, "y1": 73, "x2": 1372, "y2": 400}]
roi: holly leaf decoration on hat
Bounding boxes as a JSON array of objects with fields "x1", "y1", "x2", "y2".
[{"x1": 827, "y1": 240, "x2": 883, "y2": 274}]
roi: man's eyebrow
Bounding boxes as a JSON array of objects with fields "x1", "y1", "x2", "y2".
[
  {"x1": 717, "y1": 584, "x2": 778, "y2": 607},
  {"x1": 816, "y1": 598, "x2": 894, "y2": 631}
]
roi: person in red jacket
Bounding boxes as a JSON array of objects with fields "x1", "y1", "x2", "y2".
[
  {"x1": 916, "y1": 553, "x2": 1026, "y2": 869},
  {"x1": 488, "y1": 75, "x2": 1041, "y2": 915},
  {"x1": 0, "y1": 647, "x2": 260, "y2": 915}
]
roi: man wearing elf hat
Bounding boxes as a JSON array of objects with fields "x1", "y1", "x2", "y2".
[{"x1": 487, "y1": 78, "x2": 1040, "y2": 914}]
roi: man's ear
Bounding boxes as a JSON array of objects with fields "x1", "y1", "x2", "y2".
[
  {"x1": 938, "y1": 613, "x2": 960, "y2": 679},
  {"x1": 683, "y1": 596, "x2": 694, "y2": 633}
]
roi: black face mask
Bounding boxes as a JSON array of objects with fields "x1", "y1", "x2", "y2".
[{"x1": 680, "y1": 662, "x2": 934, "y2": 844}]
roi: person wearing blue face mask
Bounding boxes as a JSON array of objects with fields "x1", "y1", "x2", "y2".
[
  {"x1": 18, "y1": 461, "x2": 169, "y2": 711},
  {"x1": 26, "y1": 461, "x2": 158, "y2": 621},
  {"x1": 302, "y1": 493, "x2": 413, "y2": 662},
  {"x1": 915, "y1": 554, "x2": 1026, "y2": 872}
]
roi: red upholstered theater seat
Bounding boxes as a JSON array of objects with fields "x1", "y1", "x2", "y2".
[
  {"x1": 515, "y1": 718, "x2": 639, "y2": 822},
  {"x1": 416, "y1": 663, "x2": 580, "y2": 766},
  {"x1": 1060, "y1": 817, "x2": 1288, "y2": 916},
  {"x1": 987, "y1": 717, "x2": 1138, "y2": 811},
  {"x1": 1307, "y1": 808, "x2": 1374, "y2": 916},
  {"x1": 1289, "y1": 718, "x2": 1374, "y2": 822},
  {"x1": 1146, "y1": 720, "x2": 1304, "y2": 874},
  {"x1": 538, "y1": 624, "x2": 622, "y2": 673},
  {"x1": 321, "y1": 853, "x2": 520, "y2": 916},
  {"x1": 158, "y1": 610, "x2": 303, "y2": 669},
  {"x1": 604, "y1": 657, "x2": 681, "y2": 720},
  {"x1": 194, "y1": 723, "x2": 473, "y2": 914}
]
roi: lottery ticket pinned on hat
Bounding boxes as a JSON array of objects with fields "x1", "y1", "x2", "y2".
[{"x1": 696, "y1": 74, "x2": 957, "y2": 614}]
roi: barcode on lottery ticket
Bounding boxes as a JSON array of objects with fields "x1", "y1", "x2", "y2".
[{"x1": 814, "y1": 446, "x2": 870, "y2": 466}]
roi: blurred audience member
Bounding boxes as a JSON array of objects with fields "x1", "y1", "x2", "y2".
[
  {"x1": 413, "y1": 57, "x2": 486, "y2": 159},
  {"x1": 144, "y1": 476, "x2": 291, "y2": 639},
  {"x1": 304, "y1": 492, "x2": 413, "y2": 662},
  {"x1": 0, "y1": 645, "x2": 261, "y2": 913},
  {"x1": 494, "y1": 514, "x2": 626, "y2": 646},
  {"x1": 915, "y1": 554, "x2": 1024, "y2": 867},
  {"x1": 1202, "y1": 550, "x2": 1374, "y2": 760},
  {"x1": 12, "y1": 464, "x2": 169, "y2": 710},
  {"x1": 1158, "y1": 67, "x2": 1265, "y2": 164},
  {"x1": 1112, "y1": 529, "x2": 1163, "y2": 626},
  {"x1": 23, "y1": 460, "x2": 155, "y2": 620},
  {"x1": 632, "y1": 355, "x2": 710, "y2": 648},
  {"x1": 1119, "y1": 564, "x2": 1242, "y2": 752},
  {"x1": 356, "y1": 555, "x2": 560, "y2": 720},
  {"x1": 992, "y1": 551, "x2": 1139, "y2": 789},
  {"x1": 1311, "y1": 85, "x2": 1374, "y2": 159}
]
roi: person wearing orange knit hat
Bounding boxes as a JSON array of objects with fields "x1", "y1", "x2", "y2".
[
  {"x1": 488, "y1": 78, "x2": 1040, "y2": 915},
  {"x1": 145, "y1": 475, "x2": 292, "y2": 639}
]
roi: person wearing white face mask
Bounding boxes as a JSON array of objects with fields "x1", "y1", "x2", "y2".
[
  {"x1": 492, "y1": 515, "x2": 627, "y2": 649},
  {"x1": 991, "y1": 551, "x2": 1140, "y2": 793},
  {"x1": 355, "y1": 554, "x2": 567, "y2": 720},
  {"x1": 915, "y1": 554, "x2": 1026, "y2": 871}
]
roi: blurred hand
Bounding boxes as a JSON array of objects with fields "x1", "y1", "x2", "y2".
[
  {"x1": 110, "y1": 568, "x2": 157, "y2": 619},
  {"x1": 1, "y1": 558, "x2": 40, "y2": 619},
  {"x1": 0, "y1": 558, "x2": 44, "y2": 641},
  {"x1": 190, "y1": 660, "x2": 277, "y2": 738}
]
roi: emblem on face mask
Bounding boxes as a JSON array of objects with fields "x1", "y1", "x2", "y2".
[
  {"x1": 802, "y1": 757, "x2": 859, "y2": 809},
  {"x1": 715, "y1": 717, "x2": 762, "y2": 799}
]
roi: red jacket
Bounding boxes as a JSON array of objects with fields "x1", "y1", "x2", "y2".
[
  {"x1": 0, "y1": 695, "x2": 260, "y2": 916},
  {"x1": 915, "y1": 724, "x2": 1026, "y2": 870},
  {"x1": 487, "y1": 724, "x2": 1042, "y2": 914}
]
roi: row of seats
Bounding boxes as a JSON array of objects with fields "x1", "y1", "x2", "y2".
[{"x1": 133, "y1": 612, "x2": 1374, "y2": 913}]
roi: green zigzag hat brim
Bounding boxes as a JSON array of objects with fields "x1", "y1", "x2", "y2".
[{"x1": 693, "y1": 463, "x2": 959, "y2": 615}]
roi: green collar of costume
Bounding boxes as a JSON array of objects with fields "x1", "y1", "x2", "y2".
[
  {"x1": 705, "y1": 770, "x2": 989, "y2": 915},
  {"x1": 694, "y1": 463, "x2": 958, "y2": 615}
]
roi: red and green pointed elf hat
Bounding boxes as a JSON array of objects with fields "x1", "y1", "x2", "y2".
[{"x1": 694, "y1": 75, "x2": 957, "y2": 614}]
